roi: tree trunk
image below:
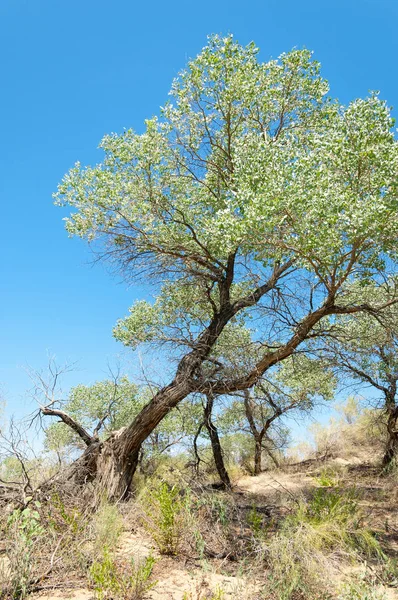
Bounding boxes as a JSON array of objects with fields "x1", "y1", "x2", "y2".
[
  {"x1": 254, "y1": 438, "x2": 262, "y2": 475},
  {"x1": 53, "y1": 378, "x2": 191, "y2": 501},
  {"x1": 90, "y1": 267, "x2": 332, "y2": 499},
  {"x1": 204, "y1": 394, "x2": 231, "y2": 489},
  {"x1": 382, "y1": 408, "x2": 398, "y2": 466}
]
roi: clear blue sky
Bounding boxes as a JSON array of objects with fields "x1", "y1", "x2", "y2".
[{"x1": 1, "y1": 0, "x2": 397, "y2": 418}]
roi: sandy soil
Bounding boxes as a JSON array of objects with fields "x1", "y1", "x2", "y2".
[{"x1": 29, "y1": 527, "x2": 260, "y2": 600}]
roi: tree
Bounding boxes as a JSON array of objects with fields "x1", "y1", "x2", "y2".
[
  {"x1": 321, "y1": 286, "x2": 398, "y2": 465},
  {"x1": 54, "y1": 35, "x2": 398, "y2": 499},
  {"x1": 219, "y1": 355, "x2": 334, "y2": 474},
  {"x1": 188, "y1": 392, "x2": 232, "y2": 489}
]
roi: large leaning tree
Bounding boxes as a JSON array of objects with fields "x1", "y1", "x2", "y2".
[{"x1": 54, "y1": 35, "x2": 398, "y2": 500}]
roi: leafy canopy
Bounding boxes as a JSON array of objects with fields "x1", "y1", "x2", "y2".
[{"x1": 55, "y1": 35, "x2": 398, "y2": 358}]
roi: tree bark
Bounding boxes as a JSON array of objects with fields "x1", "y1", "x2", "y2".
[
  {"x1": 254, "y1": 438, "x2": 263, "y2": 475},
  {"x1": 204, "y1": 393, "x2": 231, "y2": 489},
  {"x1": 94, "y1": 380, "x2": 191, "y2": 499},
  {"x1": 382, "y1": 406, "x2": 398, "y2": 466}
]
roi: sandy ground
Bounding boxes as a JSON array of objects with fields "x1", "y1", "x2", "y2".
[
  {"x1": 28, "y1": 527, "x2": 261, "y2": 600},
  {"x1": 28, "y1": 563, "x2": 259, "y2": 600},
  {"x1": 236, "y1": 469, "x2": 316, "y2": 498}
]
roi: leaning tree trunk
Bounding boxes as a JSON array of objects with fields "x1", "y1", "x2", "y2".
[
  {"x1": 204, "y1": 393, "x2": 231, "y2": 489},
  {"x1": 382, "y1": 407, "x2": 398, "y2": 466},
  {"x1": 50, "y1": 280, "x2": 335, "y2": 501},
  {"x1": 56, "y1": 377, "x2": 193, "y2": 501},
  {"x1": 254, "y1": 436, "x2": 263, "y2": 475},
  {"x1": 96, "y1": 380, "x2": 191, "y2": 499},
  {"x1": 89, "y1": 295, "x2": 243, "y2": 499}
]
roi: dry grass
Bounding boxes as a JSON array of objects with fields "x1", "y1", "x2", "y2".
[{"x1": 0, "y1": 452, "x2": 397, "y2": 600}]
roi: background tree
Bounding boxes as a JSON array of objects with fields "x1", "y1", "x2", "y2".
[
  {"x1": 218, "y1": 355, "x2": 334, "y2": 474},
  {"x1": 186, "y1": 391, "x2": 233, "y2": 489},
  {"x1": 321, "y1": 287, "x2": 398, "y2": 465},
  {"x1": 54, "y1": 35, "x2": 398, "y2": 499}
]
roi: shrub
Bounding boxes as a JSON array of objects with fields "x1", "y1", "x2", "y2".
[
  {"x1": 141, "y1": 480, "x2": 184, "y2": 555},
  {"x1": 44, "y1": 493, "x2": 92, "y2": 576},
  {"x1": 47, "y1": 492, "x2": 87, "y2": 536},
  {"x1": 266, "y1": 487, "x2": 383, "y2": 600},
  {"x1": 338, "y1": 575, "x2": 387, "y2": 600},
  {"x1": 3, "y1": 502, "x2": 44, "y2": 599},
  {"x1": 91, "y1": 501, "x2": 124, "y2": 552},
  {"x1": 89, "y1": 548, "x2": 156, "y2": 600},
  {"x1": 374, "y1": 556, "x2": 398, "y2": 586},
  {"x1": 298, "y1": 487, "x2": 382, "y2": 558},
  {"x1": 196, "y1": 492, "x2": 231, "y2": 529}
]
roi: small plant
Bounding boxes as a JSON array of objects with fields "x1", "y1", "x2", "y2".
[
  {"x1": 92, "y1": 501, "x2": 124, "y2": 552},
  {"x1": 293, "y1": 487, "x2": 383, "y2": 558},
  {"x1": 89, "y1": 548, "x2": 156, "y2": 600},
  {"x1": 89, "y1": 548, "x2": 118, "y2": 600},
  {"x1": 376, "y1": 556, "x2": 398, "y2": 586},
  {"x1": 210, "y1": 496, "x2": 229, "y2": 528},
  {"x1": 141, "y1": 480, "x2": 184, "y2": 555},
  {"x1": 195, "y1": 492, "x2": 232, "y2": 529},
  {"x1": 210, "y1": 587, "x2": 225, "y2": 600},
  {"x1": 338, "y1": 574, "x2": 386, "y2": 600},
  {"x1": 128, "y1": 555, "x2": 157, "y2": 599},
  {"x1": 182, "y1": 585, "x2": 225, "y2": 600},
  {"x1": 315, "y1": 467, "x2": 340, "y2": 487},
  {"x1": 383, "y1": 455, "x2": 398, "y2": 474},
  {"x1": 47, "y1": 492, "x2": 86, "y2": 536},
  {"x1": 182, "y1": 488, "x2": 206, "y2": 558},
  {"x1": 44, "y1": 493, "x2": 92, "y2": 577},
  {"x1": 5, "y1": 502, "x2": 44, "y2": 599},
  {"x1": 246, "y1": 505, "x2": 263, "y2": 538}
]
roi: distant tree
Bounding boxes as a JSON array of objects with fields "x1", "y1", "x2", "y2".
[
  {"x1": 219, "y1": 355, "x2": 334, "y2": 474},
  {"x1": 42, "y1": 376, "x2": 140, "y2": 451},
  {"x1": 54, "y1": 35, "x2": 398, "y2": 499},
  {"x1": 322, "y1": 286, "x2": 398, "y2": 465}
]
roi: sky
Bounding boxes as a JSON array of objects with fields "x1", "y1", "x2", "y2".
[{"x1": 0, "y1": 0, "x2": 397, "y2": 423}]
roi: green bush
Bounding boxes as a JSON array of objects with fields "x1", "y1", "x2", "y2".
[
  {"x1": 3, "y1": 503, "x2": 44, "y2": 599},
  {"x1": 141, "y1": 480, "x2": 184, "y2": 555},
  {"x1": 89, "y1": 548, "x2": 156, "y2": 600}
]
